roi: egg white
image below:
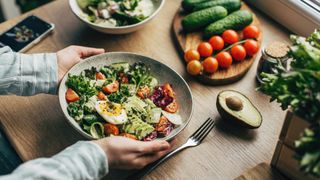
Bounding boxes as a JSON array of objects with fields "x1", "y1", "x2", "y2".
[{"x1": 95, "y1": 101, "x2": 128, "y2": 124}]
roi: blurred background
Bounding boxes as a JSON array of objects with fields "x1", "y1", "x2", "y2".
[{"x1": 0, "y1": 0, "x2": 53, "y2": 22}]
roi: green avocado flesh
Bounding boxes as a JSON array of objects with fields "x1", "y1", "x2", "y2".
[{"x1": 217, "y1": 90, "x2": 262, "y2": 128}]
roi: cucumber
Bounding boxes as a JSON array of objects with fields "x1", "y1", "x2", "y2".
[
  {"x1": 182, "y1": 6, "x2": 228, "y2": 32},
  {"x1": 204, "y1": 10, "x2": 253, "y2": 38},
  {"x1": 193, "y1": 0, "x2": 241, "y2": 13},
  {"x1": 182, "y1": 0, "x2": 210, "y2": 11}
]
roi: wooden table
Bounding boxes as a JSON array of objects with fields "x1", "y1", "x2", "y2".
[{"x1": 0, "y1": 0, "x2": 291, "y2": 179}]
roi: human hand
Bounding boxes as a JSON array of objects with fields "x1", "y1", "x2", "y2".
[
  {"x1": 57, "y1": 45, "x2": 105, "y2": 82},
  {"x1": 94, "y1": 136, "x2": 175, "y2": 169}
]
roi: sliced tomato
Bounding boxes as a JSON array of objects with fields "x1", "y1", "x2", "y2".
[
  {"x1": 163, "y1": 83, "x2": 175, "y2": 98},
  {"x1": 121, "y1": 133, "x2": 138, "y2": 140},
  {"x1": 156, "y1": 116, "x2": 170, "y2": 132},
  {"x1": 66, "y1": 88, "x2": 80, "y2": 103},
  {"x1": 97, "y1": 91, "x2": 106, "y2": 100},
  {"x1": 102, "y1": 81, "x2": 119, "y2": 94},
  {"x1": 165, "y1": 101, "x2": 179, "y2": 113},
  {"x1": 137, "y1": 86, "x2": 151, "y2": 99},
  {"x1": 96, "y1": 72, "x2": 106, "y2": 80},
  {"x1": 104, "y1": 123, "x2": 119, "y2": 135},
  {"x1": 119, "y1": 73, "x2": 129, "y2": 84}
]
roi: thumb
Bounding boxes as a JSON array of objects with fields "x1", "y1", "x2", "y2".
[
  {"x1": 74, "y1": 46, "x2": 105, "y2": 58},
  {"x1": 138, "y1": 140, "x2": 170, "y2": 154}
]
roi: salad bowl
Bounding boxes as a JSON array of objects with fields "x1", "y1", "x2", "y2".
[
  {"x1": 58, "y1": 52, "x2": 193, "y2": 141},
  {"x1": 69, "y1": 0, "x2": 165, "y2": 34}
]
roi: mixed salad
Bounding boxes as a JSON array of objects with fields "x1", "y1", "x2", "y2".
[
  {"x1": 76, "y1": 0, "x2": 154, "y2": 27},
  {"x1": 65, "y1": 62, "x2": 182, "y2": 141}
]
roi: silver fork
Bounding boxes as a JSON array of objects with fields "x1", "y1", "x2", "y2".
[{"x1": 128, "y1": 118, "x2": 216, "y2": 179}]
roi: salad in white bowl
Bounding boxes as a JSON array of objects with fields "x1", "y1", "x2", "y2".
[
  {"x1": 69, "y1": 0, "x2": 165, "y2": 33},
  {"x1": 65, "y1": 62, "x2": 182, "y2": 141}
]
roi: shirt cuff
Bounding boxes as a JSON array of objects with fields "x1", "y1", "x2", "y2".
[
  {"x1": 52, "y1": 141, "x2": 109, "y2": 179},
  {"x1": 20, "y1": 53, "x2": 58, "y2": 95}
]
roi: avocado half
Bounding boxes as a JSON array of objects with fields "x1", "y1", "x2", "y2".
[{"x1": 216, "y1": 90, "x2": 262, "y2": 129}]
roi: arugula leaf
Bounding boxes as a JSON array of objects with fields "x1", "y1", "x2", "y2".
[{"x1": 66, "y1": 74, "x2": 97, "y2": 97}]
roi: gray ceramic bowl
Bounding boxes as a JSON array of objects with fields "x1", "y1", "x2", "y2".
[
  {"x1": 58, "y1": 52, "x2": 193, "y2": 141},
  {"x1": 69, "y1": 0, "x2": 165, "y2": 34}
]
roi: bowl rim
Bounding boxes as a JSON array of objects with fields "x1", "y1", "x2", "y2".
[
  {"x1": 68, "y1": 0, "x2": 166, "y2": 30},
  {"x1": 58, "y1": 52, "x2": 194, "y2": 141}
]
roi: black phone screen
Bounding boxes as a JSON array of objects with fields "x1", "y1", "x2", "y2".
[{"x1": 0, "y1": 15, "x2": 53, "y2": 52}]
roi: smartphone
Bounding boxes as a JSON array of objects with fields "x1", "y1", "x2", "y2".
[{"x1": 0, "y1": 15, "x2": 54, "y2": 52}]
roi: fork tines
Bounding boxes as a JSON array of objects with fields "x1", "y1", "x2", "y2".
[{"x1": 190, "y1": 118, "x2": 215, "y2": 143}]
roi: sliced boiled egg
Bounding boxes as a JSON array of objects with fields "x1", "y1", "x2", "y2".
[{"x1": 95, "y1": 101, "x2": 127, "y2": 124}]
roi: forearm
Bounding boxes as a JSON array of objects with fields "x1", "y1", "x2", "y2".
[
  {"x1": 0, "y1": 46, "x2": 58, "y2": 96},
  {"x1": 0, "y1": 141, "x2": 109, "y2": 180}
]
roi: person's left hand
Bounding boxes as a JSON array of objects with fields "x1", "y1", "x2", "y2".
[{"x1": 57, "y1": 45, "x2": 105, "y2": 82}]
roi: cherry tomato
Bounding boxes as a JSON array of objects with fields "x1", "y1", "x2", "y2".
[
  {"x1": 216, "y1": 52, "x2": 233, "y2": 68},
  {"x1": 65, "y1": 88, "x2": 80, "y2": 103},
  {"x1": 209, "y1": 36, "x2": 224, "y2": 51},
  {"x1": 230, "y1": 45, "x2": 247, "y2": 61},
  {"x1": 243, "y1": 39, "x2": 259, "y2": 56},
  {"x1": 97, "y1": 91, "x2": 106, "y2": 100},
  {"x1": 121, "y1": 133, "x2": 138, "y2": 140},
  {"x1": 165, "y1": 101, "x2": 179, "y2": 113},
  {"x1": 104, "y1": 123, "x2": 119, "y2": 135},
  {"x1": 187, "y1": 60, "x2": 202, "y2": 75},
  {"x1": 243, "y1": 25, "x2": 260, "y2": 39},
  {"x1": 197, "y1": 42, "x2": 213, "y2": 57},
  {"x1": 102, "y1": 81, "x2": 119, "y2": 94},
  {"x1": 119, "y1": 73, "x2": 129, "y2": 84},
  {"x1": 222, "y1": 30, "x2": 239, "y2": 44},
  {"x1": 184, "y1": 49, "x2": 200, "y2": 62},
  {"x1": 96, "y1": 72, "x2": 106, "y2": 80},
  {"x1": 163, "y1": 83, "x2": 175, "y2": 98},
  {"x1": 202, "y1": 57, "x2": 219, "y2": 73},
  {"x1": 137, "y1": 85, "x2": 151, "y2": 99}
]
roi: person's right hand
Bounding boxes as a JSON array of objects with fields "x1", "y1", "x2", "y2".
[{"x1": 94, "y1": 136, "x2": 174, "y2": 169}]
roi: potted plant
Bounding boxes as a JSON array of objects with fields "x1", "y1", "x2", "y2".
[{"x1": 259, "y1": 29, "x2": 320, "y2": 178}]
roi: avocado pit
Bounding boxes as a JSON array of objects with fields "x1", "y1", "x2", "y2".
[{"x1": 226, "y1": 96, "x2": 243, "y2": 111}]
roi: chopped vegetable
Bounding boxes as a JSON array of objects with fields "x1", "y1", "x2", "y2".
[
  {"x1": 65, "y1": 62, "x2": 181, "y2": 141},
  {"x1": 66, "y1": 88, "x2": 80, "y2": 103}
]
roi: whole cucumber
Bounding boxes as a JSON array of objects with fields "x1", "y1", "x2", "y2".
[
  {"x1": 182, "y1": 6, "x2": 228, "y2": 32},
  {"x1": 182, "y1": 0, "x2": 215, "y2": 11},
  {"x1": 204, "y1": 10, "x2": 253, "y2": 38},
  {"x1": 193, "y1": 0, "x2": 241, "y2": 13}
]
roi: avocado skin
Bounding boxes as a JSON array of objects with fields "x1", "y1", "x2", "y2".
[
  {"x1": 216, "y1": 90, "x2": 262, "y2": 129},
  {"x1": 182, "y1": 6, "x2": 228, "y2": 32},
  {"x1": 193, "y1": 0, "x2": 241, "y2": 13},
  {"x1": 182, "y1": 0, "x2": 213, "y2": 11},
  {"x1": 204, "y1": 10, "x2": 253, "y2": 38}
]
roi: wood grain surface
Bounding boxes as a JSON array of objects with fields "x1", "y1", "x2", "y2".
[
  {"x1": 173, "y1": 2, "x2": 262, "y2": 85},
  {"x1": 235, "y1": 163, "x2": 286, "y2": 180},
  {"x1": 0, "y1": 0, "x2": 291, "y2": 179}
]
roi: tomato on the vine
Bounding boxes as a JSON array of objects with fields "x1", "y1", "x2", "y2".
[
  {"x1": 202, "y1": 57, "x2": 218, "y2": 73},
  {"x1": 187, "y1": 60, "x2": 202, "y2": 75},
  {"x1": 230, "y1": 45, "x2": 247, "y2": 61},
  {"x1": 197, "y1": 42, "x2": 213, "y2": 57},
  {"x1": 216, "y1": 52, "x2": 233, "y2": 68},
  {"x1": 243, "y1": 25, "x2": 260, "y2": 39},
  {"x1": 184, "y1": 49, "x2": 200, "y2": 62},
  {"x1": 209, "y1": 36, "x2": 224, "y2": 51},
  {"x1": 243, "y1": 39, "x2": 259, "y2": 56},
  {"x1": 222, "y1": 30, "x2": 239, "y2": 44}
]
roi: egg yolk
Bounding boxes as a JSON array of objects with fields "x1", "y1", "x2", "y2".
[{"x1": 99, "y1": 102, "x2": 122, "y2": 116}]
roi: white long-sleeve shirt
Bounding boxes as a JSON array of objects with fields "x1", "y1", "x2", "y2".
[{"x1": 0, "y1": 46, "x2": 109, "y2": 180}]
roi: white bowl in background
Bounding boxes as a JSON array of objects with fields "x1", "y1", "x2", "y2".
[{"x1": 69, "y1": 0, "x2": 165, "y2": 34}]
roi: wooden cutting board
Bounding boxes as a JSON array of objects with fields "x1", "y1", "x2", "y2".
[{"x1": 173, "y1": 1, "x2": 262, "y2": 85}]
